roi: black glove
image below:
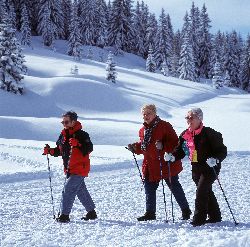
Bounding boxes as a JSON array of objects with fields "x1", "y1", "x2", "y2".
[{"x1": 127, "y1": 144, "x2": 136, "y2": 153}]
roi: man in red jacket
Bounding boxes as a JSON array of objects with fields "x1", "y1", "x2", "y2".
[
  {"x1": 43, "y1": 111, "x2": 97, "y2": 223},
  {"x1": 128, "y1": 104, "x2": 191, "y2": 221}
]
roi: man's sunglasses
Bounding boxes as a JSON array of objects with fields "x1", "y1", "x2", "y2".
[{"x1": 61, "y1": 120, "x2": 70, "y2": 125}]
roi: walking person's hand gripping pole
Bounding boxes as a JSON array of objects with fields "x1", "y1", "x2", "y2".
[{"x1": 43, "y1": 144, "x2": 56, "y2": 219}]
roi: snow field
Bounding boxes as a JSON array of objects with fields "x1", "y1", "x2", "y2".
[{"x1": 0, "y1": 141, "x2": 249, "y2": 247}]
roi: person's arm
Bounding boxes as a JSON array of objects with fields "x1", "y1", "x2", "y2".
[
  {"x1": 75, "y1": 131, "x2": 93, "y2": 156},
  {"x1": 171, "y1": 129, "x2": 188, "y2": 161},
  {"x1": 162, "y1": 122, "x2": 179, "y2": 153},
  {"x1": 160, "y1": 123, "x2": 186, "y2": 162},
  {"x1": 43, "y1": 134, "x2": 62, "y2": 156},
  {"x1": 127, "y1": 128, "x2": 144, "y2": 155},
  {"x1": 206, "y1": 128, "x2": 227, "y2": 162}
]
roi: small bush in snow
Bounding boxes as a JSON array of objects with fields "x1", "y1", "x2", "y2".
[
  {"x1": 87, "y1": 47, "x2": 93, "y2": 60},
  {"x1": 106, "y1": 52, "x2": 117, "y2": 83},
  {"x1": 70, "y1": 65, "x2": 79, "y2": 75},
  {"x1": 98, "y1": 51, "x2": 104, "y2": 62}
]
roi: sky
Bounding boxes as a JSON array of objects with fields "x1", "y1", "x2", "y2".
[{"x1": 142, "y1": 0, "x2": 250, "y2": 38}]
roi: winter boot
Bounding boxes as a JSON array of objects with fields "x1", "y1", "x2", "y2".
[
  {"x1": 56, "y1": 214, "x2": 70, "y2": 223},
  {"x1": 205, "y1": 217, "x2": 222, "y2": 224},
  {"x1": 181, "y1": 208, "x2": 192, "y2": 220},
  {"x1": 81, "y1": 210, "x2": 97, "y2": 221},
  {"x1": 206, "y1": 212, "x2": 222, "y2": 224},
  {"x1": 190, "y1": 215, "x2": 206, "y2": 227},
  {"x1": 190, "y1": 220, "x2": 206, "y2": 227},
  {"x1": 137, "y1": 211, "x2": 156, "y2": 221}
]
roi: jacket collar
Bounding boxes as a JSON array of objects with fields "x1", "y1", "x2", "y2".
[
  {"x1": 143, "y1": 116, "x2": 160, "y2": 128},
  {"x1": 61, "y1": 121, "x2": 82, "y2": 136}
]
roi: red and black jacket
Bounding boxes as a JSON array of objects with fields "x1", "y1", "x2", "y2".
[{"x1": 53, "y1": 121, "x2": 93, "y2": 177}]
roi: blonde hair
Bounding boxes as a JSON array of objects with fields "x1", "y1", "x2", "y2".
[{"x1": 141, "y1": 104, "x2": 157, "y2": 114}]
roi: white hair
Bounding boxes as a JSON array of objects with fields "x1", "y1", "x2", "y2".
[
  {"x1": 188, "y1": 107, "x2": 203, "y2": 121},
  {"x1": 141, "y1": 104, "x2": 157, "y2": 114}
]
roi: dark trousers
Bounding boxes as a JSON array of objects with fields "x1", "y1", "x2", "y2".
[
  {"x1": 192, "y1": 170, "x2": 221, "y2": 223},
  {"x1": 144, "y1": 175, "x2": 189, "y2": 213}
]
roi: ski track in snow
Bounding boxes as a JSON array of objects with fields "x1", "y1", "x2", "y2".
[{"x1": 0, "y1": 143, "x2": 249, "y2": 247}]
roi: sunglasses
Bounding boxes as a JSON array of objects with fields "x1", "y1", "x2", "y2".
[
  {"x1": 61, "y1": 120, "x2": 70, "y2": 125},
  {"x1": 185, "y1": 116, "x2": 195, "y2": 120}
]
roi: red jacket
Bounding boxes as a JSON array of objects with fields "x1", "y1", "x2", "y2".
[
  {"x1": 53, "y1": 121, "x2": 93, "y2": 177},
  {"x1": 133, "y1": 118, "x2": 183, "y2": 182}
]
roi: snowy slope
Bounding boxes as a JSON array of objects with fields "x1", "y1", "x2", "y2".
[{"x1": 0, "y1": 37, "x2": 250, "y2": 247}]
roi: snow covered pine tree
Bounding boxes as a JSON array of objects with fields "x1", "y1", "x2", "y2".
[
  {"x1": 106, "y1": 51, "x2": 117, "y2": 83},
  {"x1": 67, "y1": 0, "x2": 82, "y2": 61},
  {"x1": 0, "y1": 22, "x2": 27, "y2": 94},
  {"x1": 20, "y1": 3, "x2": 32, "y2": 46},
  {"x1": 146, "y1": 44, "x2": 156, "y2": 72},
  {"x1": 212, "y1": 60, "x2": 223, "y2": 89}
]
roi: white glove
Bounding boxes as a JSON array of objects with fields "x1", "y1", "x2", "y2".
[
  {"x1": 207, "y1": 158, "x2": 217, "y2": 167},
  {"x1": 164, "y1": 153, "x2": 175, "y2": 162},
  {"x1": 155, "y1": 141, "x2": 163, "y2": 150}
]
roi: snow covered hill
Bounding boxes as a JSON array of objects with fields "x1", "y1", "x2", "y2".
[{"x1": 0, "y1": 37, "x2": 249, "y2": 247}]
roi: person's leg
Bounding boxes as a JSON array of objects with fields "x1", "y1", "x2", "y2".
[
  {"x1": 61, "y1": 175, "x2": 83, "y2": 215},
  {"x1": 76, "y1": 177, "x2": 95, "y2": 211},
  {"x1": 192, "y1": 173, "x2": 215, "y2": 226},
  {"x1": 57, "y1": 175, "x2": 84, "y2": 222},
  {"x1": 144, "y1": 178, "x2": 159, "y2": 213},
  {"x1": 165, "y1": 175, "x2": 190, "y2": 210},
  {"x1": 207, "y1": 187, "x2": 221, "y2": 222},
  {"x1": 137, "y1": 178, "x2": 159, "y2": 221},
  {"x1": 165, "y1": 175, "x2": 191, "y2": 219}
]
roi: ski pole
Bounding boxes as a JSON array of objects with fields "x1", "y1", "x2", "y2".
[
  {"x1": 45, "y1": 149, "x2": 56, "y2": 219},
  {"x1": 58, "y1": 175, "x2": 67, "y2": 217},
  {"x1": 167, "y1": 160, "x2": 175, "y2": 223},
  {"x1": 125, "y1": 147, "x2": 144, "y2": 185},
  {"x1": 212, "y1": 167, "x2": 238, "y2": 226},
  {"x1": 158, "y1": 152, "x2": 168, "y2": 223}
]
